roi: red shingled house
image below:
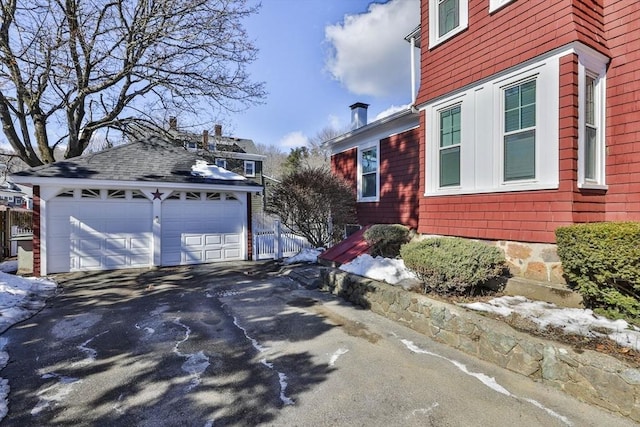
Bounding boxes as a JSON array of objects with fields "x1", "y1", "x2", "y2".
[{"x1": 328, "y1": 0, "x2": 640, "y2": 284}]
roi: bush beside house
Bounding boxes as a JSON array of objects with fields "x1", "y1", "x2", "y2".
[{"x1": 556, "y1": 222, "x2": 640, "y2": 325}]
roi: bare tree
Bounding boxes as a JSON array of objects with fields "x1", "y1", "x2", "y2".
[
  {"x1": 0, "y1": 0, "x2": 266, "y2": 166},
  {"x1": 266, "y1": 167, "x2": 356, "y2": 247}
]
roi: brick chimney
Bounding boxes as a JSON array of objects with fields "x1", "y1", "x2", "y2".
[
  {"x1": 202, "y1": 130, "x2": 209, "y2": 150},
  {"x1": 214, "y1": 124, "x2": 222, "y2": 137},
  {"x1": 169, "y1": 116, "x2": 177, "y2": 130}
]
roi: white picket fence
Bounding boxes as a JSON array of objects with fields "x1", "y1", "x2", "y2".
[
  {"x1": 10, "y1": 225, "x2": 32, "y2": 257},
  {"x1": 252, "y1": 218, "x2": 311, "y2": 260}
]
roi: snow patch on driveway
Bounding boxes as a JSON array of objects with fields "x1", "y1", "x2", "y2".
[{"x1": 173, "y1": 317, "x2": 210, "y2": 391}]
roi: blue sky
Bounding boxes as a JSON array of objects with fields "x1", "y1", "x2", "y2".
[{"x1": 230, "y1": 0, "x2": 420, "y2": 150}]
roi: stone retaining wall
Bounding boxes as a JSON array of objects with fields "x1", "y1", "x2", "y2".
[{"x1": 320, "y1": 269, "x2": 640, "y2": 422}]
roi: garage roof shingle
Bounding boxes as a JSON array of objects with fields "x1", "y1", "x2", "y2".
[{"x1": 14, "y1": 137, "x2": 261, "y2": 188}]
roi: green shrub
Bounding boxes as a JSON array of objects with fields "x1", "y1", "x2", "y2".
[
  {"x1": 400, "y1": 237, "x2": 506, "y2": 295},
  {"x1": 555, "y1": 222, "x2": 640, "y2": 325},
  {"x1": 364, "y1": 224, "x2": 411, "y2": 258}
]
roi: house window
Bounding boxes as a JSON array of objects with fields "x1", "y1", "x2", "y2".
[
  {"x1": 425, "y1": 54, "x2": 563, "y2": 196},
  {"x1": 244, "y1": 161, "x2": 255, "y2": 177},
  {"x1": 215, "y1": 158, "x2": 227, "y2": 169},
  {"x1": 358, "y1": 143, "x2": 379, "y2": 201},
  {"x1": 584, "y1": 75, "x2": 597, "y2": 180},
  {"x1": 439, "y1": 105, "x2": 461, "y2": 187},
  {"x1": 503, "y1": 79, "x2": 536, "y2": 182},
  {"x1": 489, "y1": 0, "x2": 515, "y2": 13},
  {"x1": 429, "y1": 0, "x2": 468, "y2": 48},
  {"x1": 185, "y1": 192, "x2": 201, "y2": 200},
  {"x1": 578, "y1": 65, "x2": 606, "y2": 188}
]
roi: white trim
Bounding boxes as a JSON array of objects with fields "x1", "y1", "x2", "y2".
[
  {"x1": 211, "y1": 150, "x2": 265, "y2": 161},
  {"x1": 577, "y1": 49, "x2": 608, "y2": 189},
  {"x1": 12, "y1": 178, "x2": 262, "y2": 196},
  {"x1": 244, "y1": 160, "x2": 256, "y2": 177},
  {"x1": 489, "y1": 0, "x2": 515, "y2": 13},
  {"x1": 428, "y1": 0, "x2": 469, "y2": 49},
  {"x1": 357, "y1": 140, "x2": 380, "y2": 202},
  {"x1": 424, "y1": 56, "x2": 559, "y2": 196}
]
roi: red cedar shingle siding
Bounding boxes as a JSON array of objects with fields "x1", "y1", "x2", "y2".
[
  {"x1": 603, "y1": 1, "x2": 640, "y2": 219},
  {"x1": 331, "y1": 128, "x2": 421, "y2": 229},
  {"x1": 416, "y1": 0, "x2": 608, "y2": 106},
  {"x1": 417, "y1": 53, "x2": 583, "y2": 244},
  {"x1": 331, "y1": 147, "x2": 357, "y2": 193},
  {"x1": 414, "y1": 0, "x2": 640, "y2": 243}
]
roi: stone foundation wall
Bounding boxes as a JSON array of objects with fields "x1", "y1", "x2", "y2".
[
  {"x1": 495, "y1": 240, "x2": 565, "y2": 285},
  {"x1": 320, "y1": 269, "x2": 640, "y2": 422}
]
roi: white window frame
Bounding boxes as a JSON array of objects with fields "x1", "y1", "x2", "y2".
[
  {"x1": 424, "y1": 54, "x2": 561, "y2": 196},
  {"x1": 577, "y1": 51, "x2": 607, "y2": 189},
  {"x1": 244, "y1": 160, "x2": 255, "y2": 177},
  {"x1": 357, "y1": 141, "x2": 380, "y2": 202},
  {"x1": 215, "y1": 158, "x2": 227, "y2": 169},
  {"x1": 489, "y1": 0, "x2": 515, "y2": 13},
  {"x1": 438, "y1": 103, "x2": 463, "y2": 188},
  {"x1": 429, "y1": 0, "x2": 469, "y2": 49},
  {"x1": 500, "y1": 77, "x2": 537, "y2": 184}
]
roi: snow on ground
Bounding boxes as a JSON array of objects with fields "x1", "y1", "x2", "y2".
[
  {"x1": 325, "y1": 253, "x2": 640, "y2": 352},
  {"x1": 0, "y1": 261, "x2": 17, "y2": 274},
  {"x1": 0, "y1": 271, "x2": 57, "y2": 420},
  {"x1": 339, "y1": 254, "x2": 418, "y2": 286},
  {"x1": 462, "y1": 297, "x2": 640, "y2": 352},
  {"x1": 283, "y1": 248, "x2": 323, "y2": 265}
]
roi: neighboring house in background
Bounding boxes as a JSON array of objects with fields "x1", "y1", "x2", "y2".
[
  {"x1": 328, "y1": 0, "x2": 640, "y2": 285},
  {"x1": 329, "y1": 103, "x2": 420, "y2": 228},
  {"x1": 168, "y1": 118, "x2": 267, "y2": 213},
  {"x1": 11, "y1": 138, "x2": 262, "y2": 276},
  {"x1": 0, "y1": 180, "x2": 31, "y2": 209}
]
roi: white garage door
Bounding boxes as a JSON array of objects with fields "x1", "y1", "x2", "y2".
[
  {"x1": 161, "y1": 192, "x2": 245, "y2": 266},
  {"x1": 47, "y1": 196, "x2": 153, "y2": 273}
]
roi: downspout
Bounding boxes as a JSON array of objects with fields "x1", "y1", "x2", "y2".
[{"x1": 410, "y1": 35, "x2": 417, "y2": 105}]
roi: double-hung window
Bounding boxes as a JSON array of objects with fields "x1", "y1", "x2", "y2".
[
  {"x1": 358, "y1": 144, "x2": 379, "y2": 201},
  {"x1": 503, "y1": 80, "x2": 536, "y2": 182},
  {"x1": 429, "y1": 0, "x2": 468, "y2": 48},
  {"x1": 439, "y1": 105, "x2": 461, "y2": 187},
  {"x1": 215, "y1": 158, "x2": 227, "y2": 169},
  {"x1": 244, "y1": 160, "x2": 255, "y2": 177},
  {"x1": 579, "y1": 69, "x2": 606, "y2": 188}
]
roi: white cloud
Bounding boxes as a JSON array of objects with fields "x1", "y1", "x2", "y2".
[
  {"x1": 278, "y1": 131, "x2": 309, "y2": 150},
  {"x1": 325, "y1": 0, "x2": 419, "y2": 97}
]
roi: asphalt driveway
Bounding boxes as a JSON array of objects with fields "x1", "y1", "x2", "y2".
[{"x1": 1, "y1": 262, "x2": 636, "y2": 426}]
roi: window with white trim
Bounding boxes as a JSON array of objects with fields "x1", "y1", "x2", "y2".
[
  {"x1": 578, "y1": 62, "x2": 606, "y2": 188},
  {"x1": 244, "y1": 160, "x2": 255, "y2": 177},
  {"x1": 489, "y1": 0, "x2": 515, "y2": 13},
  {"x1": 358, "y1": 143, "x2": 379, "y2": 201},
  {"x1": 439, "y1": 105, "x2": 461, "y2": 187},
  {"x1": 424, "y1": 54, "x2": 561, "y2": 196},
  {"x1": 503, "y1": 79, "x2": 536, "y2": 182},
  {"x1": 429, "y1": 0, "x2": 468, "y2": 48},
  {"x1": 215, "y1": 158, "x2": 227, "y2": 169}
]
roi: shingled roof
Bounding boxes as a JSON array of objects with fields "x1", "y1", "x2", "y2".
[{"x1": 13, "y1": 137, "x2": 262, "y2": 188}]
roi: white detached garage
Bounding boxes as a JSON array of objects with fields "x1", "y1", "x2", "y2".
[{"x1": 12, "y1": 138, "x2": 262, "y2": 275}]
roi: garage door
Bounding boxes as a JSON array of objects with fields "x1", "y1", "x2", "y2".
[
  {"x1": 47, "y1": 194, "x2": 153, "y2": 273},
  {"x1": 161, "y1": 192, "x2": 244, "y2": 266}
]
